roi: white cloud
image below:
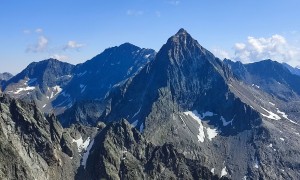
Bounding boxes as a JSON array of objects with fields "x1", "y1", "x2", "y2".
[
  {"x1": 233, "y1": 34, "x2": 300, "y2": 66},
  {"x1": 35, "y1": 28, "x2": 43, "y2": 33},
  {"x1": 126, "y1": 10, "x2": 144, "y2": 16},
  {"x1": 26, "y1": 35, "x2": 48, "y2": 53},
  {"x1": 50, "y1": 54, "x2": 69, "y2": 61},
  {"x1": 63, "y1": 41, "x2": 85, "y2": 51},
  {"x1": 212, "y1": 48, "x2": 231, "y2": 60}
]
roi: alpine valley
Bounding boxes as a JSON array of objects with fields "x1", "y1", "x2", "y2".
[{"x1": 1, "y1": 29, "x2": 300, "y2": 180}]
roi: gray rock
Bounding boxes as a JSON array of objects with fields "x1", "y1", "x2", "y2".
[{"x1": 77, "y1": 120, "x2": 227, "y2": 180}]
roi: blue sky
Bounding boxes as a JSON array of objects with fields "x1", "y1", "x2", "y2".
[{"x1": 1, "y1": 0, "x2": 300, "y2": 73}]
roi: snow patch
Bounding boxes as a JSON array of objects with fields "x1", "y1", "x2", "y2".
[
  {"x1": 220, "y1": 116, "x2": 234, "y2": 126},
  {"x1": 184, "y1": 111, "x2": 205, "y2": 142},
  {"x1": 42, "y1": 104, "x2": 46, "y2": 108},
  {"x1": 280, "y1": 138, "x2": 285, "y2": 141},
  {"x1": 144, "y1": 54, "x2": 151, "y2": 58},
  {"x1": 14, "y1": 86, "x2": 36, "y2": 94},
  {"x1": 72, "y1": 137, "x2": 91, "y2": 152},
  {"x1": 201, "y1": 111, "x2": 215, "y2": 119},
  {"x1": 276, "y1": 108, "x2": 298, "y2": 124},
  {"x1": 132, "y1": 106, "x2": 141, "y2": 118},
  {"x1": 80, "y1": 84, "x2": 87, "y2": 93},
  {"x1": 50, "y1": 92, "x2": 54, "y2": 99},
  {"x1": 268, "y1": 102, "x2": 275, "y2": 106},
  {"x1": 220, "y1": 166, "x2": 228, "y2": 177},
  {"x1": 211, "y1": 168, "x2": 215, "y2": 174},
  {"x1": 252, "y1": 84, "x2": 260, "y2": 88},
  {"x1": 276, "y1": 109, "x2": 288, "y2": 119},
  {"x1": 131, "y1": 120, "x2": 138, "y2": 127},
  {"x1": 81, "y1": 139, "x2": 94, "y2": 169},
  {"x1": 77, "y1": 71, "x2": 87, "y2": 77},
  {"x1": 52, "y1": 85, "x2": 62, "y2": 97},
  {"x1": 288, "y1": 119, "x2": 298, "y2": 125},
  {"x1": 254, "y1": 157, "x2": 259, "y2": 169},
  {"x1": 206, "y1": 127, "x2": 218, "y2": 141},
  {"x1": 140, "y1": 123, "x2": 144, "y2": 132},
  {"x1": 260, "y1": 107, "x2": 281, "y2": 120},
  {"x1": 268, "y1": 144, "x2": 273, "y2": 148}
]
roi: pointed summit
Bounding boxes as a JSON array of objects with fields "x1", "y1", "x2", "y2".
[
  {"x1": 176, "y1": 28, "x2": 188, "y2": 35},
  {"x1": 157, "y1": 28, "x2": 216, "y2": 67},
  {"x1": 168, "y1": 28, "x2": 194, "y2": 44}
]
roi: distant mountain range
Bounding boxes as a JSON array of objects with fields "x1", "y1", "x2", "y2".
[
  {"x1": 0, "y1": 72, "x2": 13, "y2": 88},
  {"x1": 0, "y1": 28, "x2": 299, "y2": 179},
  {"x1": 1, "y1": 43, "x2": 155, "y2": 117},
  {"x1": 282, "y1": 62, "x2": 300, "y2": 76}
]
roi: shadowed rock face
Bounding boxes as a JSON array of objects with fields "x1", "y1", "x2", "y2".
[
  {"x1": 53, "y1": 43, "x2": 156, "y2": 114},
  {"x1": 76, "y1": 120, "x2": 229, "y2": 180},
  {"x1": 52, "y1": 43, "x2": 155, "y2": 124}
]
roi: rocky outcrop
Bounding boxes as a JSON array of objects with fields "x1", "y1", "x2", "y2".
[
  {"x1": 0, "y1": 94, "x2": 98, "y2": 180},
  {"x1": 77, "y1": 120, "x2": 228, "y2": 180},
  {"x1": 0, "y1": 93, "x2": 226, "y2": 180}
]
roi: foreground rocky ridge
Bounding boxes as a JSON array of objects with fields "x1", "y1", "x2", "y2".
[
  {"x1": 0, "y1": 94, "x2": 99, "y2": 179},
  {"x1": 0, "y1": 94, "x2": 224, "y2": 179}
]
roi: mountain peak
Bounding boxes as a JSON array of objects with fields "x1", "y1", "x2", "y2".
[
  {"x1": 176, "y1": 28, "x2": 188, "y2": 35},
  {"x1": 119, "y1": 42, "x2": 139, "y2": 49},
  {"x1": 166, "y1": 28, "x2": 195, "y2": 47}
]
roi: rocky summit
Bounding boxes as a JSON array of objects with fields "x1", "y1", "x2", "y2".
[{"x1": 0, "y1": 28, "x2": 300, "y2": 180}]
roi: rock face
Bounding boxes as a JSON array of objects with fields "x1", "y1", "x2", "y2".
[
  {"x1": 0, "y1": 94, "x2": 98, "y2": 180},
  {"x1": 100, "y1": 29, "x2": 300, "y2": 179},
  {"x1": 77, "y1": 120, "x2": 228, "y2": 180},
  {"x1": 58, "y1": 100, "x2": 105, "y2": 127}
]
